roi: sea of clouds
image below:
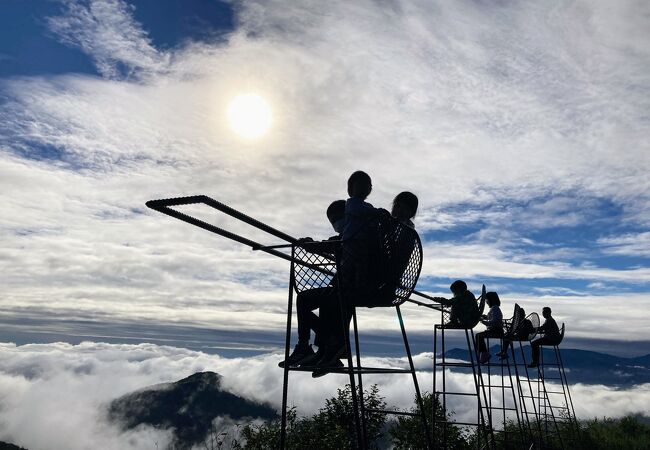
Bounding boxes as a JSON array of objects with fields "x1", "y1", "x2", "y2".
[{"x1": 0, "y1": 341, "x2": 649, "y2": 450}]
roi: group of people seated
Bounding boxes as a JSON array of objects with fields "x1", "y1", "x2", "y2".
[
  {"x1": 432, "y1": 281, "x2": 562, "y2": 367},
  {"x1": 279, "y1": 169, "x2": 563, "y2": 376},
  {"x1": 279, "y1": 170, "x2": 420, "y2": 377}
]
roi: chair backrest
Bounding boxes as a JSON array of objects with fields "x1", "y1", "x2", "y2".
[
  {"x1": 375, "y1": 214, "x2": 423, "y2": 306},
  {"x1": 525, "y1": 312, "x2": 540, "y2": 341},
  {"x1": 477, "y1": 285, "x2": 487, "y2": 316},
  {"x1": 557, "y1": 323, "x2": 566, "y2": 345},
  {"x1": 506, "y1": 303, "x2": 522, "y2": 336}
]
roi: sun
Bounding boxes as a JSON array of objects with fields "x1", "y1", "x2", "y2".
[{"x1": 227, "y1": 93, "x2": 272, "y2": 139}]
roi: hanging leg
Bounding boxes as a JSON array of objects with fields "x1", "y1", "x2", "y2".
[{"x1": 397, "y1": 306, "x2": 432, "y2": 449}]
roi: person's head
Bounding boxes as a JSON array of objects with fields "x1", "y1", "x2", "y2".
[
  {"x1": 542, "y1": 307, "x2": 552, "y2": 318},
  {"x1": 485, "y1": 292, "x2": 501, "y2": 307},
  {"x1": 392, "y1": 191, "x2": 419, "y2": 221},
  {"x1": 449, "y1": 280, "x2": 467, "y2": 296},
  {"x1": 347, "y1": 171, "x2": 372, "y2": 199},
  {"x1": 326, "y1": 199, "x2": 346, "y2": 234}
]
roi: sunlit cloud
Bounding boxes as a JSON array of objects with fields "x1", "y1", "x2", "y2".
[{"x1": 0, "y1": 0, "x2": 648, "y2": 362}]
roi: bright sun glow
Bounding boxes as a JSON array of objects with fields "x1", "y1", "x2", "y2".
[{"x1": 227, "y1": 93, "x2": 272, "y2": 139}]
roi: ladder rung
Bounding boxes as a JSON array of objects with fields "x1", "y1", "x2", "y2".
[
  {"x1": 434, "y1": 420, "x2": 485, "y2": 427},
  {"x1": 435, "y1": 362, "x2": 475, "y2": 367},
  {"x1": 288, "y1": 366, "x2": 413, "y2": 375},
  {"x1": 435, "y1": 391, "x2": 479, "y2": 397},
  {"x1": 365, "y1": 408, "x2": 421, "y2": 417}
]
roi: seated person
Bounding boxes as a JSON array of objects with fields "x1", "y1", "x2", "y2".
[
  {"x1": 497, "y1": 307, "x2": 534, "y2": 359},
  {"x1": 528, "y1": 306, "x2": 561, "y2": 368},
  {"x1": 391, "y1": 191, "x2": 418, "y2": 228},
  {"x1": 342, "y1": 170, "x2": 378, "y2": 241},
  {"x1": 311, "y1": 190, "x2": 420, "y2": 377},
  {"x1": 475, "y1": 292, "x2": 504, "y2": 364},
  {"x1": 431, "y1": 280, "x2": 480, "y2": 329},
  {"x1": 278, "y1": 199, "x2": 346, "y2": 368}
]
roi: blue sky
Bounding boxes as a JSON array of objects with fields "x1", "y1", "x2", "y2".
[
  {"x1": 0, "y1": 0, "x2": 649, "y2": 357},
  {"x1": 0, "y1": 2, "x2": 649, "y2": 449}
]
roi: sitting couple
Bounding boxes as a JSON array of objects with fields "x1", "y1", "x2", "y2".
[{"x1": 279, "y1": 170, "x2": 419, "y2": 377}]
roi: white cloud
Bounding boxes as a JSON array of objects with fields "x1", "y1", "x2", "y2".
[
  {"x1": 0, "y1": 342, "x2": 648, "y2": 450},
  {"x1": 47, "y1": 0, "x2": 169, "y2": 79},
  {"x1": 0, "y1": 0, "x2": 648, "y2": 360},
  {"x1": 598, "y1": 232, "x2": 650, "y2": 257}
]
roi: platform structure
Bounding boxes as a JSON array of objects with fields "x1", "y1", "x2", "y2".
[
  {"x1": 478, "y1": 305, "x2": 527, "y2": 449},
  {"x1": 277, "y1": 219, "x2": 433, "y2": 449},
  {"x1": 431, "y1": 286, "x2": 497, "y2": 450},
  {"x1": 502, "y1": 312, "x2": 543, "y2": 446},
  {"x1": 526, "y1": 325, "x2": 579, "y2": 449},
  {"x1": 146, "y1": 195, "x2": 439, "y2": 449}
]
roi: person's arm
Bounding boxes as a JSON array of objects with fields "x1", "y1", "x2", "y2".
[
  {"x1": 537, "y1": 319, "x2": 548, "y2": 334},
  {"x1": 432, "y1": 296, "x2": 453, "y2": 306}
]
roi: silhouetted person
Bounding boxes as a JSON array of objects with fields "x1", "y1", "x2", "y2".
[
  {"x1": 432, "y1": 280, "x2": 480, "y2": 329},
  {"x1": 475, "y1": 292, "x2": 504, "y2": 364},
  {"x1": 497, "y1": 307, "x2": 534, "y2": 359},
  {"x1": 392, "y1": 191, "x2": 418, "y2": 227},
  {"x1": 342, "y1": 170, "x2": 376, "y2": 241},
  {"x1": 312, "y1": 189, "x2": 420, "y2": 377},
  {"x1": 528, "y1": 306, "x2": 561, "y2": 368},
  {"x1": 278, "y1": 200, "x2": 346, "y2": 368}
]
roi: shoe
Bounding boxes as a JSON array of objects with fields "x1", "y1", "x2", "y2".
[
  {"x1": 278, "y1": 343, "x2": 314, "y2": 368},
  {"x1": 479, "y1": 352, "x2": 491, "y2": 364},
  {"x1": 528, "y1": 362, "x2": 538, "y2": 368},
  {"x1": 298, "y1": 346, "x2": 327, "y2": 368},
  {"x1": 311, "y1": 359, "x2": 344, "y2": 378},
  {"x1": 318, "y1": 344, "x2": 348, "y2": 366}
]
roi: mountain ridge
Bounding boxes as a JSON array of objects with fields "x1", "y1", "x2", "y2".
[{"x1": 444, "y1": 346, "x2": 650, "y2": 386}]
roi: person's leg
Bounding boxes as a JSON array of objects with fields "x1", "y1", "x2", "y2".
[
  {"x1": 529, "y1": 337, "x2": 551, "y2": 367},
  {"x1": 297, "y1": 289, "x2": 323, "y2": 345},
  {"x1": 476, "y1": 331, "x2": 487, "y2": 353},
  {"x1": 499, "y1": 339, "x2": 511, "y2": 357},
  {"x1": 278, "y1": 290, "x2": 321, "y2": 368}
]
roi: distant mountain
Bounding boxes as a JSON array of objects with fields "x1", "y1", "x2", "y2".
[
  {"x1": 444, "y1": 347, "x2": 650, "y2": 386},
  {"x1": 0, "y1": 443, "x2": 28, "y2": 450},
  {"x1": 108, "y1": 371, "x2": 276, "y2": 448}
]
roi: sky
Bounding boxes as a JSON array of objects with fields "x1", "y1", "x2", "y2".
[{"x1": 0, "y1": 0, "x2": 649, "y2": 447}]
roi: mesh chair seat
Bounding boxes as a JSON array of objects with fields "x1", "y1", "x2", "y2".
[
  {"x1": 510, "y1": 312, "x2": 540, "y2": 341},
  {"x1": 292, "y1": 212, "x2": 422, "y2": 307}
]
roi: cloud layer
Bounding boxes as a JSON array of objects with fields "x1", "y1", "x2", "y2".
[
  {"x1": 0, "y1": 342, "x2": 649, "y2": 450},
  {"x1": 0, "y1": 0, "x2": 648, "y2": 358}
]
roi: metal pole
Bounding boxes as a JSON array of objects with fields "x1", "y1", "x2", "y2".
[
  {"x1": 279, "y1": 246, "x2": 296, "y2": 449},
  {"x1": 352, "y1": 310, "x2": 368, "y2": 445},
  {"x1": 397, "y1": 306, "x2": 432, "y2": 449},
  {"x1": 338, "y1": 283, "x2": 364, "y2": 449},
  {"x1": 432, "y1": 324, "x2": 438, "y2": 448}
]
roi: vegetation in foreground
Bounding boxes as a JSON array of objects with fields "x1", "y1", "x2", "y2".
[{"x1": 192, "y1": 384, "x2": 650, "y2": 450}]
